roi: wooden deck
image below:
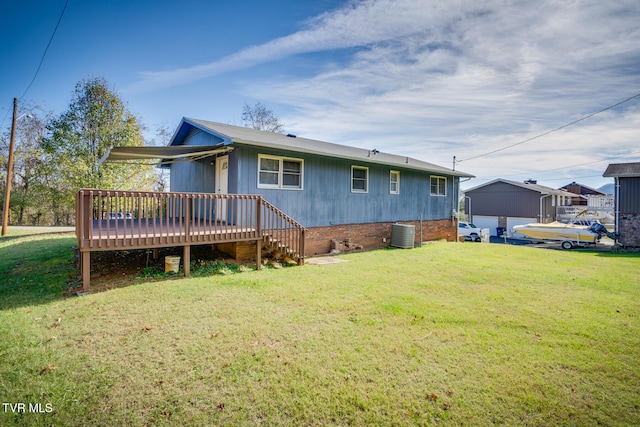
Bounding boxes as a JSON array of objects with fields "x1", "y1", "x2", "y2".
[
  {"x1": 76, "y1": 189, "x2": 305, "y2": 291},
  {"x1": 82, "y1": 219, "x2": 258, "y2": 249}
]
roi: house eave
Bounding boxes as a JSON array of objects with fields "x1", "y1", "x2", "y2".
[{"x1": 176, "y1": 117, "x2": 475, "y2": 178}]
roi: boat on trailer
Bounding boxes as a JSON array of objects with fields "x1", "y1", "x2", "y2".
[{"x1": 512, "y1": 217, "x2": 618, "y2": 250}]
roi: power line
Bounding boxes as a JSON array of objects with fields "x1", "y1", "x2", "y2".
[
  {"x1": 472, "y1": 150, "x2": 640, "y2": 181},
  {"x1": 457, "y1": 92, "x2": 640, "y2": 163},
  {"x1": 20, "y1": 0, "x2": 69, "y2": 100},
  {"x1": 502, "y1": 150, "x2": 640, "y2": 178}
]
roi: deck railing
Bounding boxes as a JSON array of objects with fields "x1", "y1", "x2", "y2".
[
  {"x1": 76, "y1": 189, "x2": 306, "y2": 289},
  {"x1": 260, "y1": 197, "x2": 306, "y2": 260}
]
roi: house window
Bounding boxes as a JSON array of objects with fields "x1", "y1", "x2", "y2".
[
  {"x1": 390, "y1": 170, "x2": 400, "y2": 194},
  {"x1": 258, "y1": 155, "x2": 303, "y2": 189},
  {"x1": 430, "y1": 176, "x2": 446, "y2": 196},
  {"x1": 351, "y1": 166, "x2": 368, "y2": 193}
]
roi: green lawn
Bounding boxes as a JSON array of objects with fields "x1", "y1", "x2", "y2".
[{"x1": 1, "y1": 232, "x2": 639, "y2": 426}]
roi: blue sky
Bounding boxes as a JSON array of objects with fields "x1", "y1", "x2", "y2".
[{"x1": 1, "y1": 0, "x2": 639, "y2": 190}]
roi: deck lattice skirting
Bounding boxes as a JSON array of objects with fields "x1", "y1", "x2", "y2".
[{"x1": 76, "y1": 189, "x2": 305, "y2": 291}]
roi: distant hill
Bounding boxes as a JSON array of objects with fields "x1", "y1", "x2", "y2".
[{"x1": 599, "y1": 183, "x2": 615, "y2": 194}]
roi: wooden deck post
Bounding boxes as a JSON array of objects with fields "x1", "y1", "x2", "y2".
[
  {"x1": 299, "y1": 228, "x2": 305, "y2": 266},
  {"x1": 183, "y1": 245, "x2": 190, "y2": 277},
  {"x1": 256, "y1": 197, "x2": 262, "y2": 270},
  {"x1": 183, "y1": 194, "x2": 191, "y2": 277},
  {"x1": 81, "y1": 251, "x2": 90, "y2": 292},
  {"x1": 255, "y1": 239, "x2": 261, "y2": 269}
]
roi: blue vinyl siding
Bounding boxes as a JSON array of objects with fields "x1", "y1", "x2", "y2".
[
  {"x1": 170, "y1": 157, "x2": 216, "y2": 193},
  {"x1": 169, "y1": 131, "x2": 459, "y2": 227},
  {"x1": 169, "y1": 128, "x2": 224, "y2": 193},
  {"x1": 234, "y1": 145, "x2": 456, "y2": 227}
]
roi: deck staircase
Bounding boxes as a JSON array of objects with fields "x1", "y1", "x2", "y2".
[{"x1": 259, "y1": 198, "x2": 306, "y2": 264}]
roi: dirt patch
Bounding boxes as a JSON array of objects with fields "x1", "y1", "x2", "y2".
[
  {"x1": 84, "y1": 245, "x2": 234, "y2": 288},
  {"x1": 305, "y1": 257, "x2": 347, "y2": 265}
]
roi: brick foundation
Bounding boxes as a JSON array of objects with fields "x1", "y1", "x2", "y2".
[
  {"x1": 619, "y1": 213, "x2": 640, "y2": 247},
  {"x1": 213, "y1": 219, "x2": 457, "y2": 261},
  {"x1": 305, "y1": 219, "x2": 456, "y2": 256}
]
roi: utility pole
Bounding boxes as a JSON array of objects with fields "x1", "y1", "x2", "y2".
[{"x1": 2, "y1": 98, "x2": 18, "y2": 236}]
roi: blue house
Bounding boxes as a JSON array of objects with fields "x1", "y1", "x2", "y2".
[{"x1": 161, "y1": 118, "x2": 473, "y2": 255}]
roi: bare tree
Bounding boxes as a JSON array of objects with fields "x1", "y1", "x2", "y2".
[
  {"x1": 241, "y1": 102, "x2": 285, "y2": 133},
  {"x1": 0, "y1": 103, "x2": 53, "y2": 225}
]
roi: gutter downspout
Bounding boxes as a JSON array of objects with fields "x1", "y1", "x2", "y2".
[
  {"x1": 456, "y1": 177, "x2": 472, "y2": 242},
  {"x1": 452, "y1": 177, "x2": 457, "y2": 224},
  {"x1": 465, "y1": 196, "x2": 472, "y2": 223},
  {"x1": 614, "y1": 177, "x2": 620, "y2": 245}
]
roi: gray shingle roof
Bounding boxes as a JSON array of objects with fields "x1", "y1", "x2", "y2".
[
  {"x1": 464, "y1": 178, "x2": 576, "y2": 197},
  {"x1": 182, "y1": 118, "x2": 474, "y2": 178},
  {"x1": 603, "y1": 162, "x2": 640, "y2": 177}
]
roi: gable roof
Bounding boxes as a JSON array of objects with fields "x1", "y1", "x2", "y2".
[
  {"x1": 172, "y1": 118, "x2": 474, "y2": 178},
  {"x1": 464, "y1": 178, "x2": 576, "y2": 197},
  {"x1": 558, "y1": 181, "x2": 607, "y2": 196},
  {"x1": 603, "y1": 162, "x2": 640, "y2": 177}
]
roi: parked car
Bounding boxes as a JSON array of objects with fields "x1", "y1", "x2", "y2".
[{"x1": 458, "y1": 222, "x2": 482, "y2": 242}]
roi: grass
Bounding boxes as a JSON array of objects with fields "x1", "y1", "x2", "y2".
[{"x1": 1, "y1": 232, "x2": 639, "y2": 426}]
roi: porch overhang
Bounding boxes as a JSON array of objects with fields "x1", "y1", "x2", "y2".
[{"x1": 98, "y1": 144, "x2": 233, "y2": 167}]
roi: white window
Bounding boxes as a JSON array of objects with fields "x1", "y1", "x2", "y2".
[
  {"x1": 258, "y1": 155, "x2": 303, "y2": 189},
  {"x1": 351, "y1": 166, "x2": 368, "y2": 193},
  {"x1": 430, "y1": 176, "x2": 446, "y2": 196},
  {"x1": 390, "y1": 170, "x2": 400, "y2": 194}
]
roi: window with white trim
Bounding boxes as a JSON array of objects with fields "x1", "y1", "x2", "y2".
[
  {"x1": 258, "y1": 155, "x2": 303, "y2": 189},
  {"x1": 351, "y1": 166, "x2": 368, "y2": 193},
  {"x1": 430, "y1": 176, "x2": 446, "y2": 196},
  {"x1": 390, "y1": 170, "x2": 400, "y2": 194}
]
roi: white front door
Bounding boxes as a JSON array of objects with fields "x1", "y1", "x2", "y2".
[{"x1": 215, "y1": 155, "x2": 229, "y2": 221}]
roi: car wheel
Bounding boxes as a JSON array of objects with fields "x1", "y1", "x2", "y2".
[{"x1": 472, "y1": 234, "x2": 481, "y2": 242}]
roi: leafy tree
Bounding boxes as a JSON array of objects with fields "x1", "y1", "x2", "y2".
[
  {"x1": 41, "y1": 77, "x2": 156, "y2": 222},
  {"x1": 241, "y1": 102, "x2": 285, "y2": 133},
  {"x1": 0, "y1": 103, "x2": 51, "y2": 225}
]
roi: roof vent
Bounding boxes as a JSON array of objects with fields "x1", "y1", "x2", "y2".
[
  {"x1": 286, "y1": 133, "x2": 297, "y2": 138},
  {"x1": 524, "y1": 179, "x2": 537, "y2": 184}
]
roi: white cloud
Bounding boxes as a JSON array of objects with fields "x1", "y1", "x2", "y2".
[
  {"x1": 129, "y1": 0, "x2": 442, "y2": 91},
  {"x1": 131, "y1": 0, "x2": 640, "y2": 188},
  {"x1": 246, "y1": 0, "x2": 640, "y2": 187}
]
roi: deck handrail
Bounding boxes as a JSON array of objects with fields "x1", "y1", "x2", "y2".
[
  {"x1": 75, "y1": 189, "x2": 305, "y2": 263},
  {"x1": 260, "y1": 197, "x2": 306, "y2": 261}
]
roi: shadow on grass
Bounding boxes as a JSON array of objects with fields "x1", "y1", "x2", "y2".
[
  {"x1": 596, "y1": 250, "x2": 640, "y2": 258},
  {"x1": 0, "y1": 233, "x2": 78, "y2": 311},
  {"x1": 84, "y1": 245, "x2": 262, "y2": 293}
]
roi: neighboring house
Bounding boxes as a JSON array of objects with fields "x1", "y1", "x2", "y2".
[
  {"x1": 162, "y1": 118, "x2": 474, "y2": 255},
  {"x1": 463, "y1": 178, "x2": 576, "y2": 236},
  {"x1": 559, "y1": 181, "x2": 608, "y2": 206},
  {"x1": 603, "y1": 162, "x2": 640, "y2": 247},
  {"x1": 557, "y1": 181, "x2": 614, "y2": 225}
]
